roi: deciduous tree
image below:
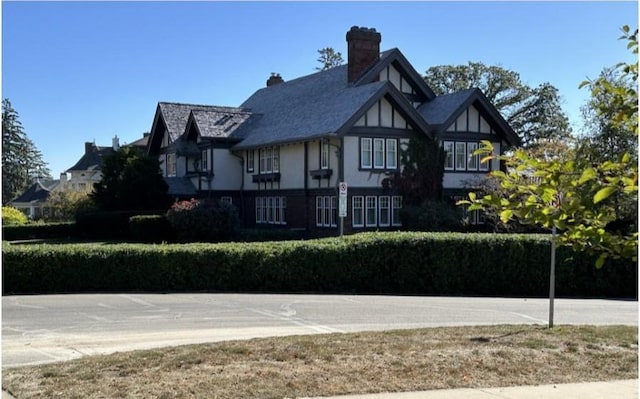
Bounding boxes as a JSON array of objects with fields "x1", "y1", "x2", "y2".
[{"x1": 316, "y1": 47, "x2": 344, "y2": 71}]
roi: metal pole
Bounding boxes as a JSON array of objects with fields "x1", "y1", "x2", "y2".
[{"x1": 549, "y1": 226, "x2": 556, "y2": 328}]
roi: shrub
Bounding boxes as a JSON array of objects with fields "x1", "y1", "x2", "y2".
[
  {"x1": 76, "y1": 209, "x2": 164, "y2": 240},
  {"x1": 2, "y1": 206, "x2": 28, "y2": 226},
  {"x1": 166, "y1": 199, "x2": 240, "y2": 242},
  {"x1": 400, "y1": 200, "x2": 462, "y2": 232},
  {"x1": 129, "y1": 215, "x2": 175, "y2": 243},
  {"x1": 2, "y1": 222, "x2": 77, "y2": 241}
]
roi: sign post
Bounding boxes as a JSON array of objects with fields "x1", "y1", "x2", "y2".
[{"x1": 338, "y1": 182, "x2": 347, "y2": 237}]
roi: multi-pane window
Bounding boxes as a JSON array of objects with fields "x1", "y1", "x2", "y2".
[
  {"x1": 365, "y1": 196, "x2": 377, "y2": 226},
  {"x1": 352, "y1": 196, "x2": 364, "y2": 227},
  {"x1": 445, "y1": 141, "x2": 489, "y2": 172},
  {"x1": 259, "y1": 147, "x2": 279, "y2": 174},
  {"x1": 455, "y1": 142, "x2": 466, "y2": 170},
  {"x1": 360, "y1": 138, "x2": 398, "y2": 170},
  {"x1": 316, "y1": 196, "x2": 337, "y2": 227},
  {"x1": 247, "y1": 150, "x2": 254, "y2": 173},
  {"x1": 467, "y1": 142, "x2": 478, "y2": 171},
  {"x1": 255, "y1": 196, "x2": 286, "y2": 225},
  {"x1": 361, "y1": 138, "x2": 372, "y2": 168},
  {"x1": 166, "y1": 153, "x2": 177, "y2": 177},
  {"x1": 201, "y1": 149, "x2": 209, "y2": 171},
  {"x1": 321, "y1": 140, "x2": 330, "y2": 169},
  {"x1": 379, "y1": 196, "x2": 390, "y2": 227},
  {"x1": 220, "y1": 196, "x2": 232, "y2": 205},
  {"x1": 392, "y1": 196, "x2": 402, "y2": 226},
  {"x1": 454, "y1": 195, "x2": 484, "y2": 225},
  {"x1": 443, "y1": 141, "x2": 454, "y2": 170}
]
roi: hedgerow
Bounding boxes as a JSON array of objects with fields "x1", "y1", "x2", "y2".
[{"x1": 2, "y1": 232, "x2": 636, "y2": 298}]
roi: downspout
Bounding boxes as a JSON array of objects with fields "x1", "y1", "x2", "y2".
[{"x1": 231, "y1": 149, "x2": 245, "y2": 226}]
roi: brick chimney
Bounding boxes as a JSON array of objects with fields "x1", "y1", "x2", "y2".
[
  {"x1": 85, "y1": 142, "x2": 95, "y2": 154},
  {"x1": 266, "y1": 73, "x2": 284, "y2": 87},
  {"x1": 346, "y1": 26, "x2": 381, "y2": 83}
]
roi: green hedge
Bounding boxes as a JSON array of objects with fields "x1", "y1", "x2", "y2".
[
  {"x1": 2, "y1": 232, "x2": 637, "y2": 298},
  {"x1": 2, "y1": 222, "x2": 78, "y2": 241}
]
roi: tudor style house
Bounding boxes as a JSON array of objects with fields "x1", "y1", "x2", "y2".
[{"x1": 146, "y1": 27, "x2": 519, "y2": 236}]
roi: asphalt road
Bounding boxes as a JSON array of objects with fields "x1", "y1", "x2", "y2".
[{"x1": 2, "y1": 294, "x2": 637, "y2": 368}]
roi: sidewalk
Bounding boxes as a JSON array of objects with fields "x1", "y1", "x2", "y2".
[
  {"x1": 305, "y1": 379, "x2": 638, "y2": 399},
  {"x1": 3, "y1": 379, "x2": 637, "y2": 398}
]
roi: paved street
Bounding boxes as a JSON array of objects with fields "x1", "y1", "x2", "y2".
[{"x1": 2, "y1": 294, "x2": 637, "y2": 368}]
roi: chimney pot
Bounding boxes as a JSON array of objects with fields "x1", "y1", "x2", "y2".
[
  {"x1": 266, "y1": 73, "x2": 285, "y2": 87},
  {"x1": 346, "y1": 26, "x2": 381, "y2": 83},
  {"x1": 113, "y1": 135, "x2": 120, "y2": 151}
]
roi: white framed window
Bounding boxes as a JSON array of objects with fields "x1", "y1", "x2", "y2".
[
  {"x1": 259, "y1": 147, "x2": 279, "y2": 174},
  {"x1": 373, "y1": 138, "x2": 385, "y2": 169},
  {"x1": 167, "y1": 153, "x2": 177, "y2": 177},
  {"x1": 479, "y1": 148, "x2": 490, "y2": 171},
  {"x1": 361, "y1": 138, "x2": 372, "y2": 168},
  {"x1": 455, "y1": 142, "x2": 466, "y2": 171},
  {"x1": 379, "y1": 196, "x2": 390, "y2": 227},
  {"x1": 201, "y1": 149, "x2": 208, "y2": 171},
  {"x1": 386, "y1": 139, "x2": 397, "y2": 169},
  {"x1": 365, "y1": 196, "x2": 377, "y2": 227},
  {"x1": 316, "y1": 196, "x2": 337, "y2": 227},
  {"x1": 467, "y1": 142, "x2": 478, "y2": 171},
  {"x1": 247, "y1": 150, "x2": 254, "y2": 173},
  {"x1": 443, "y1": 141, "x2": 454, "y2": 171},
  {"x1": 352, "y1": 196, "x2": 364, "y2": 227},
  {"x1": 392, "y1": 196, "x2": 402, "y2": 226},
  {"x1": 321, "y1": 140, "x2": 330, "y2": 169},
  {"x1": 220, "y1": 196, "x2": 232, "y2": 205},
  {"x1": 257, "y1": 196, "x2": 286, "y2": 225}
]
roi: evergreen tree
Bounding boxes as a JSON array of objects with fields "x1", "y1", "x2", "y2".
[
  {"x1": 90, "y1": 146, "x2": 170, "y2": 211},
  {"x1": 2, "y1": 99, "x2": 51, "y2": 205},
  {"x1": 316, "y1": 47, "x2": 344, "y2": 71}
]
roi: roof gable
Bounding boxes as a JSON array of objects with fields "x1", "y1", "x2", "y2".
[
  {"x1": 66, "y1": 144, "x2": 113, "y2": 172},
  {"x1": 184, "y1": 108, "x2": 253, "y2": 142},
  {"x1": 418, "y1": 88, "x2": 520, "y2": 146},
  {"x1": 354, "y1": 48, "x2": 436, "y2": 102},
  {"x1": 11, "y1": 181, "x2": 51, "y2": 203}
]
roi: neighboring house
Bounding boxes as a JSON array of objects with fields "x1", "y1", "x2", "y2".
[
  {"x1": 147, "y1": 26, "x2": 520, "y2": 236},
  {"x1": 9, "y1": 180, "x2": 59, "y2": 219}
]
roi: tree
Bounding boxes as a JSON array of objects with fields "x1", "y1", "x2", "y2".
[
  {"x1": 316, "y1": 47, "x2": 344, "y2": 71},
  {"x1": 44, "y1": 190, "x2": 93, "y2": 222},
  {"x1": 90, "y1": 146, "x2": 170, "y2": 211},
  {"x1": 2, "y1": 99, "x2": 51, "y2": 204},
  {"x1": 424, "y1": 62, "x2": 572, "y2": 148}
]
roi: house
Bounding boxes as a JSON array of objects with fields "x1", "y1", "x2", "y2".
[
  {"x1": 9, "y1": 180, "x2": 59, "y2": 219},
  {"x1": 146, "y1": 26, "x2": 519, "y2": 236}
]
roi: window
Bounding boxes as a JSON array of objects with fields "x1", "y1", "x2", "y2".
[
  {"x1": 361, "y1": 138, "x2": 398, "y2": 170},
  {"x1": 201, "y1": 149, "x2": 208, "y2": 171},
  {"x1": 220, "y1": 196, "x2": 232, "y2": 204},
  {"x1": 366, "y1": 196, "x2": 377, "y2": 226},
  {"x1": 321, "y1": 140, "x2": 330, "y2": 169},
  {"x1": 467, "y1": 142, "x2": 478, "y2": 171},
  {"x1": 361, "y1": 138, "x2": 372, "y2": 168},
  {"x1": 479, "y1": 149, "x2": 490, "y2": 171},
  {"x1": 373, "y1": 138, "x2": 385, "y2": 168},
  {"x1": 443, "y1": 141, "x2": 454, "y2": 170},
  {"x1": 167, "y1": 153, "x2": 177, "y2": 177},
  {"x1": 316, "y1": 196, "x2": 337, "y2": 227},
  {"x1": 379, "y1": 196, "x2": 390, "y2": 227},
  {"x1": 259, "y1": 147, "x2": 279, "y2": 174},
  {"x1": 256, "y1": 196, "x2": 286, "y2": 225},
  {"x1": 386, "y1": 140, "x2": 397, "y2": 169},
  {"x1": 247, "y1": 150, "x2": 254, "y2": 173},
  {"x1": 455, "y1": 142, "x2": 466, "y2": 171},
  {"x1": 392, "y1": 196, "x2": 402, "y2": 226},
  {"x1": 352, "y1": 196, "x2": 364, "y2": 227}
]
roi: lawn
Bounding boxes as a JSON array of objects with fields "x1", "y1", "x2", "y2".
[{"x1": 2, "y1": 324, "x2": 637, "y2": 399}]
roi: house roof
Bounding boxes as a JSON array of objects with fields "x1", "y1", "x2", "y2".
[
  {"x1": 11, "y1": 181, "x2": 52, "y2": 203},
  {"x1": 418, "y1": 88, "x2": 521, "y2": 146},
  {"x1": 66, "y1": 144, "x2": 114, "y2": 172},
  {"x1": 232, "y1": 65, "x2": 393, "y2": 150},
  {"x1": 185, "y1": 108, "x2": 253, "y2": 141},
  {"x1": 164, "y1": 177, "x2": 197, "y2": 197}
]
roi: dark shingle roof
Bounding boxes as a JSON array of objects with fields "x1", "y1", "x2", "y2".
[
  {"x1": 159, "y1": 102, "x2": 249, "y2": 142},
  {"x1": 164, "y1": 177, "x2": 197, "y2": 197},
  {"x1": 418, "y1": 89, "x2": 477, "y2": 126},
  {"x1": 232, "y1": 65, "x2": 387, "y2": 149},
  {"x1": 11, "y1": 181, "x2": 51, "y2": 203},
  {"x1": 66, "y1": 144, "x2": 114, "y2": 172},
  {"x1": 190, "y1": 108, "x2": 253, "y2": 139}
]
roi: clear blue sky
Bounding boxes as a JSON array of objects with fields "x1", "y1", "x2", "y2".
[{"x1": 2, "y1": 1, "x2": 637, "y2": 178}]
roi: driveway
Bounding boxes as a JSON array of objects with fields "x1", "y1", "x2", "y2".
[{"x1": 2, "y1": 294, "x2": 637, "y2": 368}]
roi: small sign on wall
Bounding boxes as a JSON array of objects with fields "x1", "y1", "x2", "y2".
[{"x1": 339, "y1": 182, "x2": 347, "y2": 217}]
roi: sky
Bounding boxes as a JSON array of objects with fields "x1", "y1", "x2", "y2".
[{"x1": 2, "y1": 1, "x2": 638, "y2": 178}]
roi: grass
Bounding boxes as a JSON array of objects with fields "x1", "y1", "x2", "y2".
[{"x1": 2, "y1": 325, "x2": 637, "y2": 399}]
